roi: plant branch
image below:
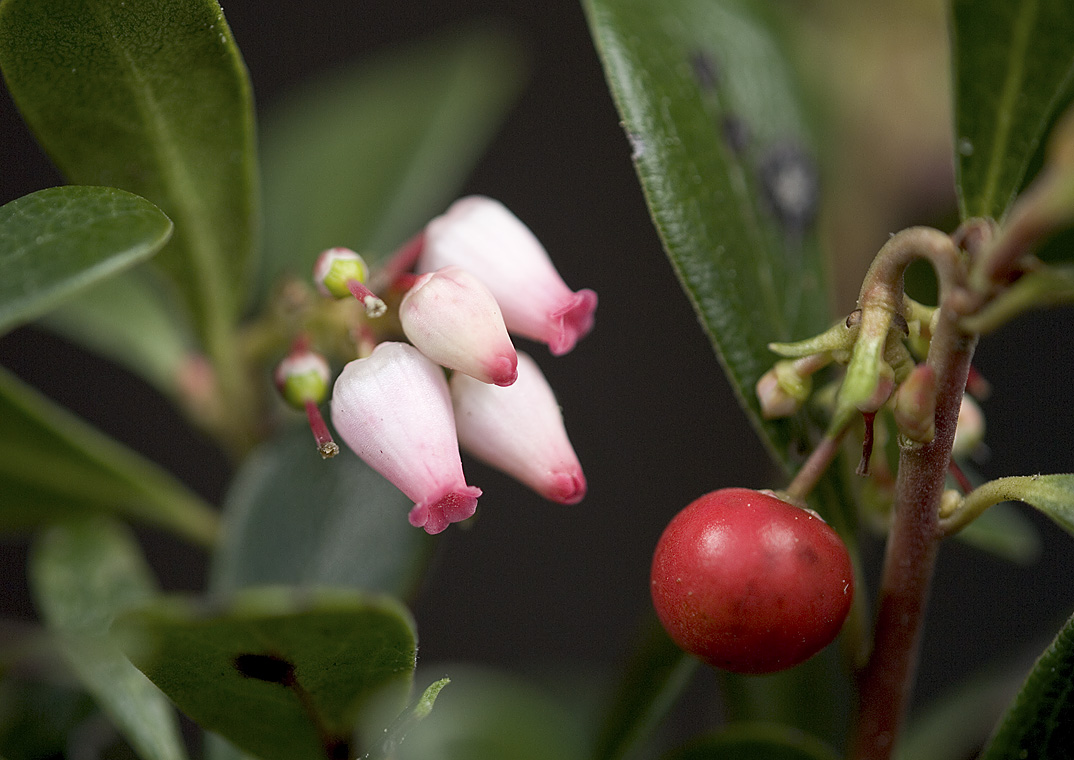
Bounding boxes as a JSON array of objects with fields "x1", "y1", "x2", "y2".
[{"x1": 848, "y1": 230, "x2": 975, "y2": 760}]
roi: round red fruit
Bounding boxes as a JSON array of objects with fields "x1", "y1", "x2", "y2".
[{"x1": 650, "y1": 488, "x2": 854, "y2": 674}]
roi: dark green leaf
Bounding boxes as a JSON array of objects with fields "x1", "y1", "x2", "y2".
[
  {"x1": 661, "y1": 723, "x2": 839, "y2": 760},
  {"x1": 0, "y1": 364, "x2": 218, "y2": 544},
  {"x1": 897, "y1": 664, "x2": 1025, "y2": 760},
  {"x1": 979, "y1": 610, "x2": 1074, "y2": 760},
  {"x1": 953, "y1": 500, "x2": 1041, "y2": 563},
  {"x1": 392, "y1": 666, "x2": 587, "y2": 760},
  {"x1": 0, "y1": 677, "x2": 96, "y2": 758},
  {"x1": 592, "y1": 616, "x2": 699, "y2": 760},
  {"x1": 256, "y1": 26, "x2": 524, "y2": 301},
  {"x1": 29, "y1": 518, "x2": 188, "y2": 760},
  {"x1": 0, "y1": 0, "x2": 259, "y2": 344},
  {"x1": 210, "y1": 426, "x2": 432, "y2": 597},
  {"x1": 584, "y1": 0, "x2": 831, "y2": 470},
  {"x1": 41, "y1": 267, "x2": 196, "y2": 398},
  {"x1": 115, "y1": 587, "x2": 417, "y2": 760},
  {"x1": 718, "y1": 643, "x2": 852, "y2": 750},
  {"x1": 951, "y1": 0, "x2": 1074, "y2": 220},
  {"x1": 0, "y1": 186, "x2": 172, "y2": 335}
]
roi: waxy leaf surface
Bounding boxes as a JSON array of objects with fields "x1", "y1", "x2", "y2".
[
  {"x1": 952, "y1": 0, "x2": 1074, "y2": 220},
  {"x1": 0, "y1": 365, "x2": 218, "y2": 544},
  {"x1": 585, "y1": 0, "x2": 831, "y2": 470},
  {"x1": 0, "y1": 0, "x2": 259, "y2": 345},
  {"x1": 30, "y1": 519, "x2": 187, "y2": 760},
  {"x1": 211, "y1": 426, "x2": 431, "y2": 598},
  {"x1": 0, "y1": 187, "x2": 171, "y2": 335},
  {"x1": 116, "y1": 588, "x2": 417, "y2": 760}
]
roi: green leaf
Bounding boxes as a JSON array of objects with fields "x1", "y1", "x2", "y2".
[
  {"x1": 391, "y1": 666, "x2": 588, "y2": 760},
  {"x1": 40, "y1": 267, "x2": 196, "y2": 398},
  {"x1": 29, "y1": 518, "x2": 188, "y2": 760},
  {"x1": 661, "y1": 723, "x2": 839, "y2": 760},
  {"x1": 948, "y1": 474, "x2": 1074, "y2": 540},
  {"x1": 114, "y1": 587, "x2": 417, "y2": 760},
  {"x1": 256, "y1": 26, "x2": 524, "y2": 301},
  {"x1": 210, "y1": 426, "x2": 432, "y2": 598},
  {"x1": 951, "y1": 0, "x2": 1074, "y2": 220},
  {"x1": 0, "y1": 0, "x2": 259, "y2": 347},
  {"x1": 0, "y1": 186, "x2": 172, "y2": 335},
  {"x1": 979, "y1": 610, "x2": 1074, "y2": 760},
  {"x1": 592, "y1": 616, "x2": 699, "y2": 760},
  {"x1": 0, "y1": 364, "x2": 218, "y2": 544},
  {"x1": 584, "y1": 0, "x2": 831, "y2": 470},
  {"x1": 0, "y1": 675, "x2": 96, "y2": 759}
]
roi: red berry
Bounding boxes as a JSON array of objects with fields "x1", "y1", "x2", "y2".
[{"x1": 650, "y1": 488, "x2": 854, "y2": 674}]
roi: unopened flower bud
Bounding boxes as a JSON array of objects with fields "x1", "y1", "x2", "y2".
[
  {"x1": 330, "y1": 342, "x2": 481, "y2": 533},
  {"x1": 451, "y1": 352, "x2": 586, "y2": 504},
  {"x1": 951, "y1": 396, "x2": 986, "y2": 458},
  {"x1": 313, "y1": 247, "x2": 386, "y2": 318},
  {"x1": 275, "y1": 348, "x2": 338, "y2": 459},
  {"x1": 418, "y1": 196, "x2": 597, "y2": 355},
  {"x1": 756, "y1": 366, "x2": 805, "y2": 419},
  {"x1": 400, "y1": 266, "x2": 518, "y2": 386},
  {"x1": 894, "y1": 363, "x2": 936, "y2": 443},
  {"x1": 856, "y1": 361, "x2": 895, "y2": 414}
]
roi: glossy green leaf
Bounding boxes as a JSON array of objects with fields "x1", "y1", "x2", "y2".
[
  {"x1": 392, "y1": 666, "x2": 587, "y2": 760},
  {"x1": 979, "y1": 610, "x2": 1074, "y2": 760},
  {"x1": 0, "y1": 364, "x2": 218, "y2": 544},
  {"x1": 41, "y1": 267, "x2": 196, "y2": 398},
  {"x1": 585, "y1": 0, "x2": 831, "y2": 470},
  {"x1": 0, "y1": 0, "x2": 259, "y2": 346},
  {"x1": 210, "y1": 426, "x2": 431, "y2": 597},
  {"x1": 256, "y1": 26, "x2": 524, "y2": 301},
  {"x1": 592, "y1": 616, "x2": 699, "y2": 760},
  {"x1": 0, "y1": 186, "x2": 172, "y2": 335},
  {"x1": 661, "y1": 723, "x2": 839, "y2": 760},
  {"x1": 115, "y1": 587, "x2": 417, "y2": 760},
  {"x1": 29, "y1": 518, "x2": 188, "y2": 760},
  {"x1": 951, "y1": 0, "x2": 1074, "y2": 220}
]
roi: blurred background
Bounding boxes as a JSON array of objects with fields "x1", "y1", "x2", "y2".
[{"x1": 1, "y1": 0, "x2": 1072, "y2": 747}]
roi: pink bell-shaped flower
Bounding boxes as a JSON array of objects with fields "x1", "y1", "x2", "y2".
[
  {"x1": 451, "y1": 352, "x2": 586, "y2": 504},
  {"x1": 418, "y1": 196, "x2": 597, "y2": 356},
  {"x1": 330, "y1": 341, "x2": 481, "y2": 534},
  {"x1": 399, "y1": 266, "x2": 518, "y2": 386}
]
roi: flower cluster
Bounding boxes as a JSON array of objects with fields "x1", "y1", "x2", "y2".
[{"x1": 283, "y1": 196, "x2": 596, "y2": 534}]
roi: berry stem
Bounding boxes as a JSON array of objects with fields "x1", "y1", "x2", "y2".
[
  {"x1": 848, "y1": 230, "x2": 976, "y2": 760},
  {"x1": 784, "y1": 427, "x2": 849, "y2": 503}
]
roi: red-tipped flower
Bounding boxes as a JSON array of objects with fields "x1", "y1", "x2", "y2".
[
  {"x1": 399, "y1": 265, "x2": 518, "y2": 386},
  {"x1": 451, "y1": 352, "x2": 586, "y2": 505},
  {"x1": 330, "y1": 341, "x2": 481, "y2": 534},
  {"x1": 418, "y1": 196, "x2": 597, "y2": 355}
]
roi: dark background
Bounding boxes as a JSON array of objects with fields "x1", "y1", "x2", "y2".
[{"x1": 1, "y1": 0, "x2": 1073, "y2": 742}]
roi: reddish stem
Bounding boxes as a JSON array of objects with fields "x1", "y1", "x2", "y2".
[{"x1": 849, "y1": 302, "x2": 977, "y2": 760}]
